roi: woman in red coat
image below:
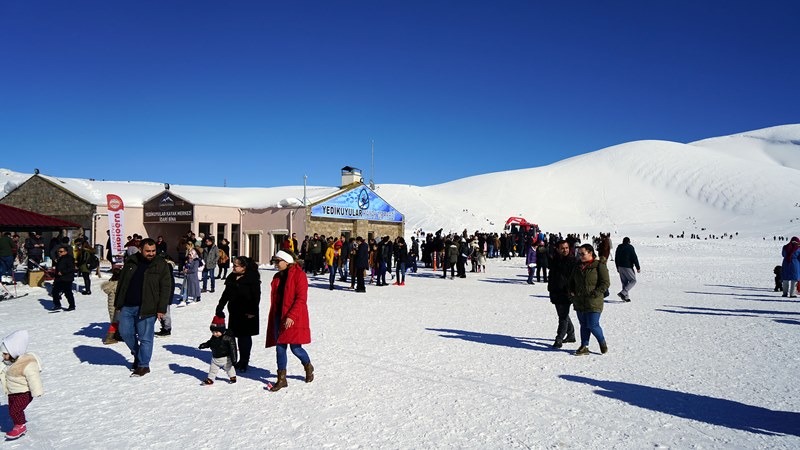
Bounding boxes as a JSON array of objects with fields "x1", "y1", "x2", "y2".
[{"x1": 266, "y1": 250, "x2": 313, "y2": 391}]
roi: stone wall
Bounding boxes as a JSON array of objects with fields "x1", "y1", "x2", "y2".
[
  {"x1": 306, "y1": 215, "x2": 404, "y2": 240},
  {"x1": 0, "y1": 176, "x2": 95, "y2": 228}
]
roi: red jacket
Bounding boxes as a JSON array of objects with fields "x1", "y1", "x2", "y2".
[{"x1": 265, "y1": 264, "x2": 311, "y2": 347}]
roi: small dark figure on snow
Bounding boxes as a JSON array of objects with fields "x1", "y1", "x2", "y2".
[
  {"x1": 198, "y1": 315, "x2": 238, "y2": 385},
  {"x1": 774, "y1": 266, "x2": 782, "y2": 292}
]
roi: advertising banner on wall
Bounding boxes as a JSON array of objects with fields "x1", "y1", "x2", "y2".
[
  {"x1": 106, "y1": 194, "x2": 125, "y2": 258},
  {"x1": 310, "y1": 185, "x2": 403, "y2": 223},
  {"x1": 143, "y1": 191, "x2": 194, "y2": 223}
]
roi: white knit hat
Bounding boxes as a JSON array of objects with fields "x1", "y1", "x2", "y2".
[
  {"x1": 2, "y1": 330, "x2": 29, "y2": 359},
  {"x1": 273, "y1": 250, "x2": 294, "y2": 264}
]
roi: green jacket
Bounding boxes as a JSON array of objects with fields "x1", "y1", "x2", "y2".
[
  {"x1": 569, "y1": 259, "x2": 610, "y2": 313},
  {"x1": 114, "y1": 253, "x2": 173, "y2": 318},
  {"x1": 0, "y1": 235, "x2": 13, "y2": 257}
]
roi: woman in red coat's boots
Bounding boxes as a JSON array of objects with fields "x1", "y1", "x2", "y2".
[{"x1": 266, "y1": 251, "x2": 313, "y2": 392}]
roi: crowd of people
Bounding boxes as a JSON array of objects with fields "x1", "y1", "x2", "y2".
[{"x1": 8, "y1": 222, "x2": 800, "y2": 441}]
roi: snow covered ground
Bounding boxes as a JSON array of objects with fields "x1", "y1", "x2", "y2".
[{"x1": 2, "y1": 236, "x2": 798, "y2": 449}]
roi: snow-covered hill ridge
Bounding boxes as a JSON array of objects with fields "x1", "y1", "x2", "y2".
[
  {"x1": 2, "y1": 124, "x2": 799, "y2": 237},
  {"x1": 377, "y1": 124, "x2": 800, "y2": 235}
]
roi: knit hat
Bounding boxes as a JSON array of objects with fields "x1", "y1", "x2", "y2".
[
  {"x1": 1, "y1": 330, "x2": 29, "y2": 358},
  {"x1": 210, "y1": 315, "x2": 226, "y2": 333},
  {"x1": 273, "y1": 250, "x2": 294, "y2": 264}
]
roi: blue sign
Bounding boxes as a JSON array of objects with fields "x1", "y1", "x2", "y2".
[{"x1": 311, "y1": 185, "x2": 404, "y2": 223}]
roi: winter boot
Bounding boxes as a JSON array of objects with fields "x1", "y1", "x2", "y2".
[
  {"x1": 303, "y1": 362, "x2": 315, "y2": 383},
  {"x1": 270, "y1": 370, "x2": 288, "y2": 392},
  {"x1": 599, "y1": 342, "x2": 608, "y2": 354},
  {"x1": 5, "y1": 424, "x2": 26, "y2": 440},
  {"x1": 229, "y1": 376, "x2": 237, "y2": 384},
  {"x1": 574, "y1": 346, "x2": 590, "y2": 356},
  {"x1": 155, "y1": 328, "x2": 171, "y2": 337},
  {"x1": 202, "y1": 378, "x2": 214, "y2": 385},
  {"x1": 552, "y1": 339, "x2": 563, "y2": 349},
  {"x1": 103, "y1": 331, "x2": 119, "y2": 345},
  {"x1": 563, "y1": 335, "x2": 576, "y2": 344}
]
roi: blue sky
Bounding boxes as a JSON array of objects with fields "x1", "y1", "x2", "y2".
[{"x1": 1, "y1": 1, "x2": 798, "y2": 188}]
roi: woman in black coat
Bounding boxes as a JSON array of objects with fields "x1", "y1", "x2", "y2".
[{"x1": 216, "y1": 256, "x2": 261, "y2": 372}]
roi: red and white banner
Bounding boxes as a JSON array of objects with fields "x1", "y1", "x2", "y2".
[{"x1": 106, "y1": 194, "x2": 125, "y2": 258}]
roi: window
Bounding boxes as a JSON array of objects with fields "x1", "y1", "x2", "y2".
[
  {"x1": 231, "y1": 224, "x2": 240, "y2": 257},
  {"x1": 217, "y1": 223, "x2": 226, "y2": 244},
  {"x1": 248, "y1": 234, "x2": 260, "y2": 264}
]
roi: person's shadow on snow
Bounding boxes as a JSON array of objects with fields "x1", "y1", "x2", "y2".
[
  {"x1": 168, "y1": 363, "x2": 208, "y2": 382},
  {"x1": 163, "y1": 344, "x2": 274, "y2": 382},
  {"x1": 37, "y1": 298, "x2": 58, "y2": 311},
  {"x1": 427, "y1": 328, "x2": 567, "y2": 352},
  {"x1": 73, "y1": 345, "x2": 129, "y2": 367},
  {"x1": 560, "y1": 375, "x2": 800, "y2": 437},
  {"x1": 74, "y1": 322, "x2": 107, "y2": 339},
  {"x1": 163, "y1": 344, "x2": 206, "y2": 362}
]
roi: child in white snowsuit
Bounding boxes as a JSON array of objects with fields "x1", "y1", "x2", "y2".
[
  {"x1": 198, "y1": 315, "x2": 238, "y2": 385},
  {"x1": 1, "y1": 330, "x2": 43, "y2": 440}
]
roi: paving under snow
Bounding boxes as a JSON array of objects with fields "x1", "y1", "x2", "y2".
[{"x1": 1, "y1": 236, "x2": 799, "y2": 449}]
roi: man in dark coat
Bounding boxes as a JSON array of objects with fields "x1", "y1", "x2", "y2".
[
  {"x1": 115, "y1": 238, "x2": 174, "y2": 376},
  {"x1": 24, "y1": 231, "x2": 45, "y2": 274},
  {"x1": 614, "y1": 237, "x2": 640, "y2": 302},
  {"x1": 51, "y1": 245, "x2": 76, "y2": 311},
  {"x1": 355, "y1": 236, "x2": 369, "y2": 292},
  {"x1": 547, "y1": 240, "x2": 576, "y2": 348}
]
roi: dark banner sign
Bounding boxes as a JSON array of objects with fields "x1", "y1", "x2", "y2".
[{"x1": 143, "y1": 191, "x2": 194, "y2": 223}]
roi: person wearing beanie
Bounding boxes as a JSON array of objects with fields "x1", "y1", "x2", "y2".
[
  {"x1": 198, "y1": 315, "x2": 238, "y2": 385},
  {"x1": 266, "y1": 250, "x2": 314, "y2": 392},
  {"x1": 781, "y1": 237, "x2": 800, "y2": 298},
  {"x1": 1, "y1": 330, "x2": 43, "y2": 440}
]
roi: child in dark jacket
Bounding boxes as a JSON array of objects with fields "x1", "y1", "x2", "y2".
[
  {"x1": 774, "y1": 266, "x2": 782, "y2": 292},
  {"x1": 198, "y1": 315, "x2": 238, "y2": 385}
]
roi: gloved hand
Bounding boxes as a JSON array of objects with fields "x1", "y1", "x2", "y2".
[
  {"x1": 215, "y1": 310, "x2": 225, "y2": 319},
  {"x1": 199, "y1": 342, "x2": 210, "y2": 349}
]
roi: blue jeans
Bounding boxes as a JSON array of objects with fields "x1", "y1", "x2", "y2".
[
  {"x1": 395, "y1": 262, "x2": 406, "y2": 283},
  {"x1": 575, "y1": 311, "x2": 605, "y2": 347},
  {"x1": 202, "y1": 268, "x2": 215, "y2": 291},
  {"x1": 377, "y1": 262, "x2": 387, "y2": 285},
  {"x1": 0, "y1": 255, "x2": 13, "y2": 278},
  {"x1": 276, "y1": 344, "x2": 310, "y2": 371},
  {"x1": 329, "y1": 262, "x2": 338, "y2": 288},
  {"x1": 338, "y1": 260, "x2": 348, "y2": 281},
  {"x1": 118, "y1": 306, "x2": 157, "y2": 367}
]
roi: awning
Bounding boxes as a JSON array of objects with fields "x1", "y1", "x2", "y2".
[{"x1": 0, "y1": 204, "x2": 82, "y2": 232}]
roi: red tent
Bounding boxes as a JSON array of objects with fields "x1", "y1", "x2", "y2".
[{"x1": 0, "y1": 204, "x2": 82, "y2": 232}]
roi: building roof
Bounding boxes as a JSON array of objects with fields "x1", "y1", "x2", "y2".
[
  {"x1": 0, "y1": 203, "x2": 82, "y2": 231},
  {"x1": 4, "y1": 172, "x2": 341, "y2": 209}
]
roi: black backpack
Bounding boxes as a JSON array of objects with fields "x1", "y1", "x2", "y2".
[{"x1": 87, "y1": 253, "x2": 100, "y2": 270}]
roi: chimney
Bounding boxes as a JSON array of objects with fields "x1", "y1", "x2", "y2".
[{"x1": 340, "y1": 166, "x2": 362, "y2": 187}]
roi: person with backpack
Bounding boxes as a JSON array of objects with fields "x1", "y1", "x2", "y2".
[{"x1": 77, "y1": 240, "x2": 98, "y2": 295}]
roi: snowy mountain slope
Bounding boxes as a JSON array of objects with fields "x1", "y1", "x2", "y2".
[
  {"x1": 378, "y1": 126, "x2": 800, "y2": 236},
  {"x1": 691, "y1": 124, "x2": 800, "y2": 170},
  {"x1": 2, "y1": 124, "x2": 799, "y2": 237}
]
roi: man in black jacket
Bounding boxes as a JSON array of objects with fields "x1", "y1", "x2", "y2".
[
  {"x1": 614, "y1": 237, "x2": 641, "y2": 302},
  {"x1": 51, "y1": 245, "x2": 76, "y2": 311},
  {"x1": 115, "y1": 238, "x2": 174, "y2": 377},
  {"x1": 547, "y1": 240, "x2": 577, "y2": 348},
  {"x1": 355, "y1": 236, "x2": 369, "y2": 293}
]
